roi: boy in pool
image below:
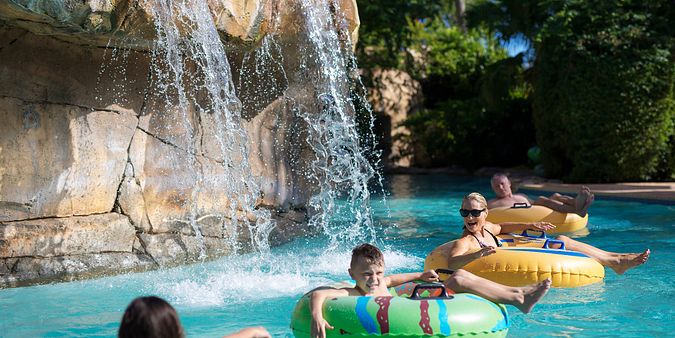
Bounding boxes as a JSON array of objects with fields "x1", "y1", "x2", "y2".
[{"x1": 309, "y1": 243, "x2": 551, "y2": 338}]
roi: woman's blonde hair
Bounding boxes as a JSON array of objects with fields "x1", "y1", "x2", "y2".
[{"x1": 463, "y1": 192, "x2": 488, "y2": 209}]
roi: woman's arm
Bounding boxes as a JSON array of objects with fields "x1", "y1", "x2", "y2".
[
  {"x1": 222, "y1": 327, "x2": 270, "y2": 338},
  {"x1": 445, "y1": 239, "x2": 495, "y2": 269}
]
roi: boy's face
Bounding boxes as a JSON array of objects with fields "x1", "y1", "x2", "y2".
[{"x1": 349, "y1": 257, "x2": 385, "y2": 295}]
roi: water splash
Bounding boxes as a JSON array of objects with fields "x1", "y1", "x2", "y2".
[{"x1": 153, "y1": 244, "x2": 421, "y2": 307}]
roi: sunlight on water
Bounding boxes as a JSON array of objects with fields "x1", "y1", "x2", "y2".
[{"x1": 0, "y1": 176, "x2": 673, "y2": 337}]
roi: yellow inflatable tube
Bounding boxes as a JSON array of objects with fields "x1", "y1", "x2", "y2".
[
  {"x1": 497, "y1": 232, "x2": 554, "y2": 248},
  {"x1": 425, "y1": 242, "x2": 604, "y2": 288},
  {"x1": 486, "y1": 205, "x2": 588, "y2": 234}
]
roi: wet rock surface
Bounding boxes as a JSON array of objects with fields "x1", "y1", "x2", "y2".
[{"x1": 0, "y1": 0, "x2": 359, "y2": 287}]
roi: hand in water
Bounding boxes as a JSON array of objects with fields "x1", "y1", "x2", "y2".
[{"x1": 223, "y1": 326, "x2": 271, "y2": 338}]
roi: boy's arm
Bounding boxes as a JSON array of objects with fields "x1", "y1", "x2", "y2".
[
  {"x1": 310, "y1": 288, "x2": 349, "y2": 338},
  {"x1": 385, "y1": 271, "x2": 439, "y2": 287}
]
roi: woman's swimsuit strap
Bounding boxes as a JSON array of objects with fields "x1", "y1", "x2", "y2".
[
  {"x1": 485, "y1": 229, "x2": 502, "y2": 247},
  {"x1": 471, "y1": 229, "x2": 502, "y2": 248}
]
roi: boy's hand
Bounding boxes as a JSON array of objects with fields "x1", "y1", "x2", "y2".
[
  {"x1": 311, "y1": 316, "x2": 334, "y2": 338},
  {"x1": 420, "y1": 270, "x2": 440, "y2": 282}
]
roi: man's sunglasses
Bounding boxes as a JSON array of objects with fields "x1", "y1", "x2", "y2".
[{"x1": 459, "y1": 209, "x2": 485, "y2": 217}]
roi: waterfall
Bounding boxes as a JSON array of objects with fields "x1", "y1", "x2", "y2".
[
  {"x1": 296, "y1": 0, "x2": 380, "y2": 247},
  {"x1": 142, "y1": 0, "x2": 379, "y2": 253},
  {"x1": 144, "y1": 0, "x2": 273, "y2": 254}
]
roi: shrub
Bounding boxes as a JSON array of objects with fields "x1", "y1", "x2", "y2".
[
  {"x1": 533, "y1": 0, "x2": 675, "y2": 182},
  {"x1": 396, "y1": 18, "x2": 535, "y2": 169}
]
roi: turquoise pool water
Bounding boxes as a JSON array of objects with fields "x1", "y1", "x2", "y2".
[{"x1": 1, "y1": 175, "x2": 673, "y2": 337}]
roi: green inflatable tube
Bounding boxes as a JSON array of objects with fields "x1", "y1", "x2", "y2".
[{"x1": 290, "y1": 282, "x2": 509, "y2": 337}]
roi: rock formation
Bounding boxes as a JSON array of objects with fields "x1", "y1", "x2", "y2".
[{"x1": 0, "y1": 0, "x2": 360, "y2": 287}]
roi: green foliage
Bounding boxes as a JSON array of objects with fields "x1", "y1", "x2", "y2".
[
  {"x1": 402, "y1": 94, "x2": 533, "y2": 168},
  {"x1": 356, "y1": 0, "x2": 451, "y2": 69},
  {"x1": 398, "y1": 19, "x2": 535, "y2": 168},
  {"x1": 532, "y1": 0, "x2": 675, "y2": 182},
  {"x1": 355, "y1": 0, "x2": 537, "y2": 169},
  {"x1": 406, "y1": 18, "x2": 507, "y2": 87}
]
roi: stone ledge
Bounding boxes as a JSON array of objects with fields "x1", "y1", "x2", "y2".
[
  {"x1": 0, "y1": 213, "x2": 136, "y2": 257},
  {"x1": 0, "y1": 252, "x2": 156, "y2": 288}
]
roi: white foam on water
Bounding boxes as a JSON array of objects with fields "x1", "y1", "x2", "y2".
[
  {"x1": 381, "y1": 249, "x2": 424, "y2": 271},
  {"x1": 155, "y1": 271, "x2": 329, "y2": 307},
  {"x1": 152, "y1": 244, "x2": 423, "y2": 307}
]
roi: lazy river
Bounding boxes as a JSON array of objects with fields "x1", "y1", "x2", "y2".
[{"x1": 0, "y1": 175, "x2": 673, "y2": 337}]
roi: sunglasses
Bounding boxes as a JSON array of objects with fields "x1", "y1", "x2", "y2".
[{"x1": 459, "y1": 209, "x2": 485, "y2": 217}]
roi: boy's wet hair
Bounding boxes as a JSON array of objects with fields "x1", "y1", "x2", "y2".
[{"x1": 351, "y1": 243, "x2": 384, "y2": 267}]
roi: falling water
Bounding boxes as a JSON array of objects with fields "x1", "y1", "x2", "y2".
[
  {"x1": 141, "y1": 0, "x2": 380, "y2": 254},
  {"x1": 144, "y1": 0, "x2": 273, "y2": 254},
  {"x1": 296, "y1": 0, "x2": 380, "y2": 247}
]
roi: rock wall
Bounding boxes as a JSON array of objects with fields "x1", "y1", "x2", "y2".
[
  {"x1": 0, "y1": 0, "x2": 359, "y2": 287},
  {"x1": 368, "y1": 68, "x2": 423, "y2": 168}
]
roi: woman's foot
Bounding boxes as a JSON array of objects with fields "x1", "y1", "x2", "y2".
[
  {"x1": 608, "y1": 249, "x2": 651, "y2": 275},
  {"x1": 516, "y1": 278, "x2": 552, "y2": 314}
]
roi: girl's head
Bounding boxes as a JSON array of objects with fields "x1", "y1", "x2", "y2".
[{"x1": 119, "y1": 296, "x2": 184, "y2": 338}]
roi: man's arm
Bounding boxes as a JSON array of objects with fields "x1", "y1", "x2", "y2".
[
  {"x1": 310, "y1": 288, "x2": 349, "y2": 338},
  {"x1": 487, "y1": 198, "x2": 506, "y2": 208}
]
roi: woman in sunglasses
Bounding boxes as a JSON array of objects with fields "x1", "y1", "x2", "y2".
[{"x1": 441, "y1": 192, "x2": 650, "y2": 274}]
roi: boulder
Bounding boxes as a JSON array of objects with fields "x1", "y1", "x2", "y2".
[
  {"x1": 0, "y1": 98, "x2": 138, "y2": 220},
  {"x1": 0, "y1": 253, "x2": 156, "y2": 287},
  {"x1": 0, "y1": 213, "x2": 136, "y2": 257},
  {"x1": 368, "y1": 68, "x2": 423, "y2": 168},
  {"x1": 0, "y1": 0, "x2": 362, "y2": 287}
]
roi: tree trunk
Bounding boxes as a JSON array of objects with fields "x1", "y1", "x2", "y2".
[{"x1": 455, "y1": 0, "x2": 466, "y2": 32}]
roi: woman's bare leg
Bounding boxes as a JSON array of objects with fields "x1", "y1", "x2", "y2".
[
  {"x1": 557, "y1": 235, "x2": 650, "y2": 274},
  {"x1": 444, "y1": 269, "x2": 551, "y2": 314}
]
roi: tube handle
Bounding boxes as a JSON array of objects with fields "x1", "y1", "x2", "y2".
[
  {"x1": 543, "y1": 239, "x2": 566, "y2": 250},
  {"x1": 512, "y1": 202, "x2": 531, "y2": 209},
  {"x1": 410, "y1": 283, "x2": 450, "y2": 299},
  {"x1": 520, "y1": 229, "x2": 547, "y2": 238}
]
